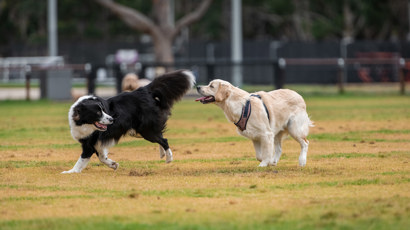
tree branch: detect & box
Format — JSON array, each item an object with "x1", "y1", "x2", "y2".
[
  {"x1": 94, "y1": 0, "x2": 156, "y2": 34},
  {"x1": 172, "y1": 0, "x2": 213, "y2": 39}
]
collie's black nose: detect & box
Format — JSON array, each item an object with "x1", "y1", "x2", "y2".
[{"x1": 196, "y1": 86, "x2": 201, "y2": 91}]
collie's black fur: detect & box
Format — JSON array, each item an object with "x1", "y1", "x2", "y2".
[{"x1": 63, "y1": 70, "x2": 195, "y2": 173}]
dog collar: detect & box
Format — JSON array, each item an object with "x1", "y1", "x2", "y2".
[{"x1": 234, "y1": 94, "x2": 270, "y2": 131}]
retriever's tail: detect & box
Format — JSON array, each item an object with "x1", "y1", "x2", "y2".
[{"x1": 147, "y1": 69, "x2": 196, "y2": 111}]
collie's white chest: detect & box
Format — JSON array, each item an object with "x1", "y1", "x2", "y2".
[{"x1": 70, "y1": 124, "x2": 95, "y2": 140}]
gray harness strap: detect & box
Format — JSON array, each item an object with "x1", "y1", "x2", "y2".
[{"x1": 234, "y1": 94, "x2": 270, "y2": 131}]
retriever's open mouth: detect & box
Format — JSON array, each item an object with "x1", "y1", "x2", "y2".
[
  {"x1": 195, "y1": 96, "x2": 215, "y2": 104},
  {"x1": 94, "y1": 122, "x2": 108, "y2": 131}
]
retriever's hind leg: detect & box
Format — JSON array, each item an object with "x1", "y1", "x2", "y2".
[
  {"x1": 290, "y1": 137, "x2": 309, "y2": 167},
  {"x1": 287, "y1": 112, "x2": 311, "y2": 167}
]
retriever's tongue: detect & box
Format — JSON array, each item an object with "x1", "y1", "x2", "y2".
[{"x1": 195, "y1": 97, "x2": 207, "y2": 101}]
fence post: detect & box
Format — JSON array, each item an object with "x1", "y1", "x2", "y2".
[
  {"x1": 87, "y1": 64, "x2": 96, "y2": 95},
  {"x1": 337, "y1": 58, "x2": 345, "y2": 94},
  {"x1": 206, "y1": 62, "x2": 215, "y2": 83},
  {"x1": 206, "y1": 43, "x2": 215, "y2": 83},
  {"x1": 399, "y1": 58, "x2": 406, "y2": 95},
  {"x1": 140, "y1": 64, "x2": 147, "y2": 79},
  {"x1": 274, "y1": 58, "x2": 285, "y2": 89},
  {"x1": 25, "y1": 65, "x2": 31, "y2": 101},
  {"x1": 115, "y1": 63, "x2": 127, "y2": 94}
]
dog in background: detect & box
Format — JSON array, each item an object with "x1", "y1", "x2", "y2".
[
  {"x1": 63, "y1": 70, "x2": 195, "y2": 173},
  {"x1": 196, "y1": 80, "x2": 313, "y2": 167},
  {"x1": 121, "y1": 73, "x2": 151, "y2": 92}
]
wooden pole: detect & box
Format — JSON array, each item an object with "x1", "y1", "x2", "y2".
[
  {"x1": 231, "y1": 0, "x2": 242, "y2": 87},
  {"x1": 399, "y1": 58, "x2": 405, "y2": 95},
  {"x1": 337, "y1": 58, "x2": 345, "y2": 94},
  {"x1": 25, "y1": 65, "x2": 31, "y2": 101}
]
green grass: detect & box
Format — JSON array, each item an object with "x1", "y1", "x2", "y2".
[
  {"x1": 1, "y1": 217, "x2": 408, "y2": 230},
  {"x1": 0, "y1": 89, "x2": 410, "y2": 230}
]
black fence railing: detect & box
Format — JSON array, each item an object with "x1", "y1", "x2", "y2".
[
  {"x1": 89, "y1": 56, "x2": 407, "y2": 95},
  {"x1": 1, "y1": 56, "x2": 408, "y2": 100}
]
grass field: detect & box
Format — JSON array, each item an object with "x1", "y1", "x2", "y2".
[{"x1": 0, "y1": 88, "x2": 409, "y2": 229}]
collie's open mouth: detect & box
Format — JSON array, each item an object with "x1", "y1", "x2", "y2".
[
  {"x1": 94, "y1": 122, "x2": 108, "y2": 131},
  {"x1": 195, "y1": 96, "x2": 215, "y2": 104}
]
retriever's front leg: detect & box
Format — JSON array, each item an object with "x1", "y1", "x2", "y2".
[
  {"x1": 258, "y1": 133, "x2": 274, "y2": 167},
  {"x1": 252, "y1": 140, "x2": 263, "y2": 162},
  {"x1": 273, "y1": 131, "x2": 285, "y2": 165}
]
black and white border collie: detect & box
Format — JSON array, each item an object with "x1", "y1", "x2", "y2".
[{"x1": 62, "y1": 70, "x2": 195, "y2": 173}]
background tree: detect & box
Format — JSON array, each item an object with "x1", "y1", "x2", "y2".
[
  {"x1": 1, "y1": 0, "x2": 410, "y2": 58},
  {"x1": 94, "y1": 0, "x2": 213, "y2": 65}
]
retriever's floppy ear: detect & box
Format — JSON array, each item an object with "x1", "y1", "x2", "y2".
[{"x1": 214, "y1": 82, "x2": 230, "y2": 102}]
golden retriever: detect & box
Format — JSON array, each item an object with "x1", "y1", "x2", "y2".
[
  {"x1": 122, "y1": 73, "x2": 151, "y2": 92},
  {"x1": 196, "y1": 80, "x2": 313, "y2": 167}
]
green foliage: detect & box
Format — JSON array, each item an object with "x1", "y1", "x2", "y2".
[{"x1": 0, "y1": 0, "x2": 408, "y2": 46}]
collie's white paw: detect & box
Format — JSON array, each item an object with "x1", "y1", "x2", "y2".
[
  {"x1": 111, "y1": 162, "x2": 119, "y2": 170},
  {"x1": 166, "y1": 149, "x2": 173, "y2": 163},
  {"x1": 61, "y1": 169, "x2": 80, "y2": 174},
  {"x1": 159, "y1": 146, "x2": 166, "y2": 159}
]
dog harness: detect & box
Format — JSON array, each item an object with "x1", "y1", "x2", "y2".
[{"x1": 234, "y1": 94, "x2": 270, "y2": 131}]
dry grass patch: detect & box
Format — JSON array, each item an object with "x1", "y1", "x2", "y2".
[{"x1": 0, "y1": 96, "x2": 409, "y2": 229}]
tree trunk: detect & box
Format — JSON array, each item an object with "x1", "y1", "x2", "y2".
[
  {"x1": 95, "y1": 0, "x2": 212, "y2": 67},
  {"x1": 151, "y1": 0, "x2": 174, "y2": 66},
  {"x1": 292, "y1": 0, "x2": 312, "y2": 41},
  {"x1": 152, "y1": 32, "x2": 174, "y2": 64},
  {"x1": 343, "y1": 0, "x2": 354, "y2": 41}
]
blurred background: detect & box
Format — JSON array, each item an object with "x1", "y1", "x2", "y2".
[{"x1": 0, "y1": 0, "x2": 409, "y2": 100}]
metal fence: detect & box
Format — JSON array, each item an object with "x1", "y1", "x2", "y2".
[{"x1": 1, "y1": 40, "x2": 409, "y2": 97}]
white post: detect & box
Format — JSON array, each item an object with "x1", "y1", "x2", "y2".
[
  {"x1": 48, "y1": 0, "x2": 58, "y2": 56},
  {"x1": 231, "y1": 0, "x2": 242, "y2": 87}
]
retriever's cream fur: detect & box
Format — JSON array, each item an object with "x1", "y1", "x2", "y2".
[
  {"x1": 197, "y1": 80, "x2": 313, "y2": 167},
  {"x1": 121, "y1": 73, "x2": 151, "y2": 92}
]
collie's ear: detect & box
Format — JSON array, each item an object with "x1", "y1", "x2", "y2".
[
  {"x1": 72, "y1": 107, "x2": 80, "y2": 121},
  {"x1": 215, "y1": 82, "x2": 230, "y2": 102}
]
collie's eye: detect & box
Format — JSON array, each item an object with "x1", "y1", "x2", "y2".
[{"x1": 97, "y1": 111, "x2": 102, "y2": 116}]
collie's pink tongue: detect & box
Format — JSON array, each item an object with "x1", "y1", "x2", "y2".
[{"x1": 95, "y1": 122, "x2": 107, "y2": 129}]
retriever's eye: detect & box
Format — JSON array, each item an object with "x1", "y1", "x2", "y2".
[{"x1": 210, "y1": 84, "x2": 214, "y2": 88}]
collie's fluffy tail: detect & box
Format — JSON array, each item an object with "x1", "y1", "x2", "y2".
[{"x1": 147, "y1": 69, "x2": 196, "y2": 110}]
